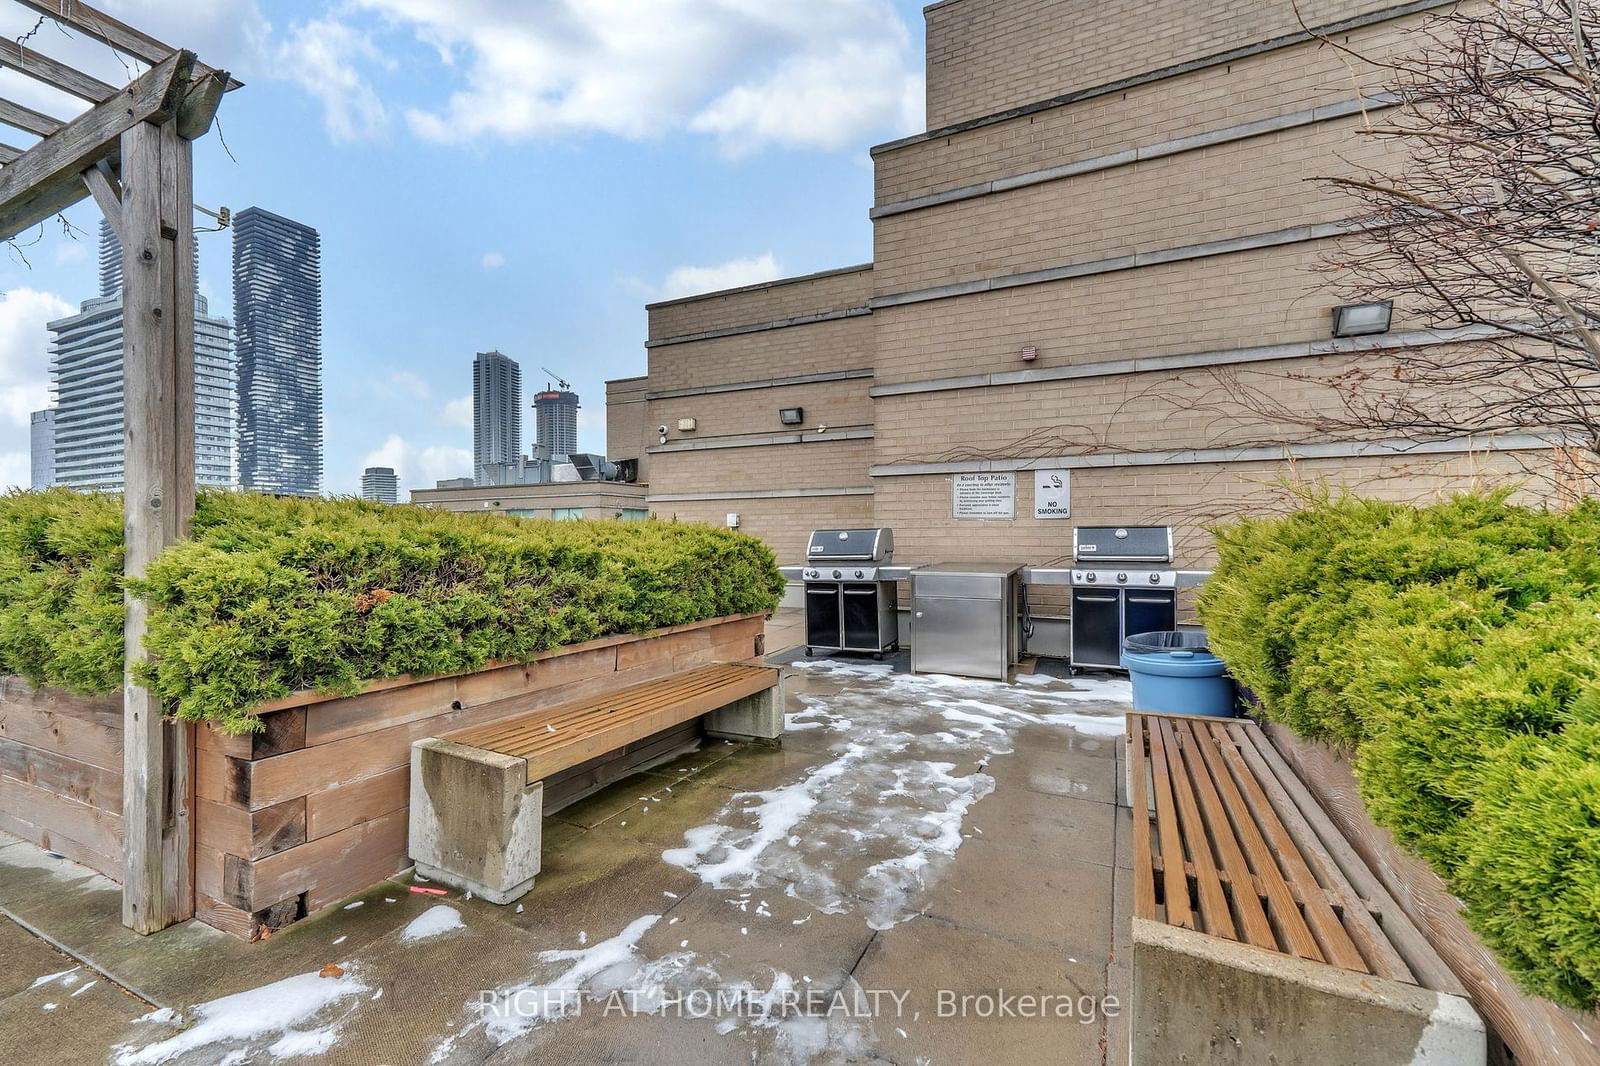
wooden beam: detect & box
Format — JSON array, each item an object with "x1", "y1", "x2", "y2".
[
  {"x1": 0, "y1": 97, "x2": 63, "y2": 137},
  {"x1": 176, "y1": 69, "x2": 228, "y2": 141},
  {"x1": 81, "y1": 160, "x2": 120, "y2": 239},
  {"x1": 0, "y1": 142, "x2": 23, "y2": 165},
  {"x1": 15, "y1": 1, "x2": 242, "y2": 91},
  {"x1": 0, "y1": 49, "x2": 190, "y2": 241},
  {"x1": 0, "y1": 35, "x2": 117, "y2": 102},
  {"x1": 119, "y1": 114, "x2": 197, "y2": 933}
]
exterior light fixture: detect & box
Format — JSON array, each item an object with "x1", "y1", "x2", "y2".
[
  {"x1": 1331, "y1": 301, "x2": 1393, "y2": 338},
  {"x1": 779, "y1": 407, "x2": 804, "y2": 425}
]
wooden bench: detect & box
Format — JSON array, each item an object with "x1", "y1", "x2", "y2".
[
  {"x1": 1125, "y1": 711, "x2": 1485, "y2": 1065},
  {"x1": 408, "y1": 661, "x2": 782, "y2": 903}
]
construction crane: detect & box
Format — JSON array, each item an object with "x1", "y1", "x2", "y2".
[{"x1": 541, "y1": 367, "x2": 571, "y2": 390}]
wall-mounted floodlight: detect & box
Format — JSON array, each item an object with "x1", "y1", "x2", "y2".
[
  {"x1": 1332, "y1": 301, "x2": 1393, "y2": 338},
  {"x1": 779, "y1": 407, "x2": 804, "y2": 426}
]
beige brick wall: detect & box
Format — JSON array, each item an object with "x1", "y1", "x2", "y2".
[
  {"x1": 647, "y1": 265, "x2": 872, "y2": 342},
  {"x1": 648, "y1": 496, "x2": 876, "y2": 565},
  {"x1": 877, "y1": 14, "x2": 1417, "y2": 206},
  {"x1": 649, "y1": 437, "x2": 874, "y2": 497},
  {"x1": 871, "y1": 349, "x2": 1460, "y2": 465},
  {"x1": 872, "y1": 113, "x2": 1399, "y2": 296},
  {"x1": 605, "y1": 375, "x2": 651, "y2": 481},
  {"x1": 645, "y1": 314, "x2": 873, "y2": 395},
  {"x1": 649, "y1": 378, "x2": 872, "y2": 444},
  {"x1": 872, "y1": 240, "x2": 1358, "y2": 386},
  {"x1": 923, "y1": 0, "x2": 1419, "y2": 128},
  {"x1": 873, "y1": 449, "x2": 1540, "y2": 572}
]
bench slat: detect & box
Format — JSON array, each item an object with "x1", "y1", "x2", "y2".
[
  {"x1": 1145, "y1": 716, "x2": 1194, "y2": 929},
  {"x1": 444, "y1": 663, "x2": 778, "y2": 785},
  {"x1": 1155, "y1": 717, "x2": 1237, "y2": 940},
  {"x1": 1127, "y1": 715, "x2": 1158, "y2": 921},
  {"x1": 488, "y1": 667, "x2": 766, "y2": 760},
  {"x1": 1235, "y1": 723, "x2": 1415, "y2": 985},
  {"x1": 451, "y1": 665, "x2": 752, "y2": 751},
  {"x1": 1189, "y1": 719, "x2": 1324, "y2": 962},
  {"x1": 1206, "y1": 718, "x2": 1372, "y2": 973},
  {"x1": 1172, "y1": 718, "x2": 1275, "y2": 951}
]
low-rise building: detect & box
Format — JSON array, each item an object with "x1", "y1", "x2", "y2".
[{"x1": 410, "y1": 480, "x2": 649, "y2": 522}]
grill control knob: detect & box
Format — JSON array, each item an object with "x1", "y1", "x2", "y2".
[
  {"x1": 1149, "y1": 572, "x2": 1161, "y2": 584},
  {"x1": 1085, "y1": 572, "x2": 1097, "y2": 583},
  {"x1": 805, "y1": 569, "x2": 817, "y2": 579},
  {"x1": 1117, "y1": 572, "x2": 1128, "y2": 583},
  {"x1": 854, "y1": 570, "x2": 864, "y2": 579},
  {"x1": 832, "y1": 569, "x2": 842, "y2": 579}
]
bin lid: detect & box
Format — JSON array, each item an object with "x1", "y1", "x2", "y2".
[{"x1": 1124, "y1": 630, "x2": 1210, "y2": 654}]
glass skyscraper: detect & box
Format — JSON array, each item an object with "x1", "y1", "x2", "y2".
[
  {"x1": 533, "y1": 386, "x2": 580, "y2": 461},
  {"x1": 234, "y1": 207, "x2": 323, "y2": 496},
  {"x1": 48, "y1": 225, "x2": 235, "y2": 491},
  {"x1": 473, "y1": 350, "x2": 522, "y2": 485},
  {"x1": 361, "y1": 465, "x2": 398, "y2": 504}
]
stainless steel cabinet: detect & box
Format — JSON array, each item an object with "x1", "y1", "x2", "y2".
[{"x1": 910, "y1": 563, "x2": 1021, "y2": 680}]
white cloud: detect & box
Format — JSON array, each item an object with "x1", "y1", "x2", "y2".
[
  {"x1": 277, "y1": 18, "x2": 390, "y2": 142},
  {"x1": 440, "y1": 394, "x2": 473, "y2": 429},
  {"x1": 356, "y1": 0, "x2": 922, "y2": 153},
  {"x1": 481, "y1": 251, "x2": 506, "y2": 271},
  {"x1": 0, "y1": 451, "x2": 27, "y2": 492},
  {"x1": 0, "y1": 287, "x2": 72, "y2": 490},
  {"x1": 383, "y1": 369, "x2": 431, "y2": 401},
  {"x1": 362, "y1": 434, "x2": 473, "y2": 493},
  {"x1": 655, "y1": 253, "x2": 781, "y2": 301}
]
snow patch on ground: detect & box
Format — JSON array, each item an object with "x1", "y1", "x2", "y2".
[
  {"x1": 402, "y1": 904, "x2": 465, "y2": 942},
  {"x1": 665, "y1": 660, "x2": 1124, "y2": 928},
  {"x1": 111, "y1": 969, "x2": 369, "y2": 1065}
]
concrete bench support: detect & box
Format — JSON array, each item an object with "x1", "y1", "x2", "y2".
[
  {"x1": 409, "y1": 739, "x2": 544, "y2": 904},
  {"x1": 703, "y1": 676, "x2": 784, "y2": 744},
  {"x1": 1132, "y1": 918, "x2": 1485, "y2": 1065}
]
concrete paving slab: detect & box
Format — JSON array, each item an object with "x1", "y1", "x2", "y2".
[
  {"x1": 1011, "y1": 720, "x2": 1121, "y2": 758},
  {"x1": 635, "y1": 884, "x2": 877, "y2": 1000},
  {"x1": 1106, "y1": 863, "x2": 1134, "y2": 1066},
  {"x1": 986, "y1": 745, "x2": 1117, "y2": 804},
  {"x1": 1113, "y1": 803, "x2": 1136, "y2": 870},
  {"x1": 967, "y1": 782, "x2": 1116, "y2": 867},
  {"x1": 852, "y1": 916, "x2": 1111, "y2": 1066},
  {"x1": 0, "y1": 949, "x2": 148, "y2": 1066},
  {"x1": 0, "y1": 912, "x2": 84, "y2": 999},
  {"x1": 499, "y1": 824, "x2": 702, "y2": 937},
  {"x1": 922, "y1": 836, "x2": 1115, "y2": 958}
]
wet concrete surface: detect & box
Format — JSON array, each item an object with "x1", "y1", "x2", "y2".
[{"x1": 0, "y1": 616, "x2": 1133, "y2": 1065}]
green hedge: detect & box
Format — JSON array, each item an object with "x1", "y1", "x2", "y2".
[
  {"x1": 1197, "y1": 490, "x2": 1600, "y2": 1011},
  {"x1": 0, "y1": 489, "x2": 784, "y2": 735}
]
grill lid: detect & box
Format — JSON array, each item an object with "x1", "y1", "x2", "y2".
[
  {"x1": 1074, "y1": 526, "x2": 1173, "y2": 563},
  {"x1": 806, "y1": 528, "x2": 894, "y2": 562}
]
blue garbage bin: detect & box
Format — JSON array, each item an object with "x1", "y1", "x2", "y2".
[{"x1": 1122, "y1": 630, "x2": 1235, "y2": 717}]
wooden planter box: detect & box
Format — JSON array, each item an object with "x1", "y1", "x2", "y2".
[
  {"x1": 1264, "y1": 724, "x2": 1600, "y2": 1066},
  {"x1": 0, "y1": 612, "x2": 766, "y2": 939}
]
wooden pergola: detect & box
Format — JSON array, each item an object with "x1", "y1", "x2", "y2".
[{"x1": 0, "y1": 2, "x2": 234, "y2": 933}]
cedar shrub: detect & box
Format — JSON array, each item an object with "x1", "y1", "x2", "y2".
[
  {"x1": 0, "y1": 489, "x2": 783, "y2": 735},
  {"x1": 1197, "y1": 488, "x2": 1600, "y2": 1011}
]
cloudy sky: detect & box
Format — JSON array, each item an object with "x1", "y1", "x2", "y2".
[{"x1": 0, "y1": 0, "x2": 926, "y2": 494}]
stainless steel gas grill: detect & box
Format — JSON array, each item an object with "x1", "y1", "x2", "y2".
[
  {"x1": 792, "y1": 528, "x2": 908, "y2": 658},
  {"x1": 1045, "y1": 525, "x2": 1209, "y2": 671}
]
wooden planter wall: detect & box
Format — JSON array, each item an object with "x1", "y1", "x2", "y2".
[
  {"x1": 0, "y1": 678, "x2": 124, "y2": 879},
  {"x1": 0, "y1": 613, "x2": 765, "y2": 940},
  {"x1": 1265, "y1": 724, "x2": 1600, "y2": 1066}
]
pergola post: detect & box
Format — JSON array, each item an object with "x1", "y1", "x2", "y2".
[{"x1": 118, "y1": 116, "x2": 197, "y2": 933}]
